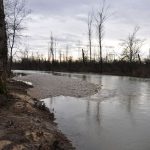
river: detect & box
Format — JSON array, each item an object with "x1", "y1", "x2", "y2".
[{"x1": 14, "y1": 70, "x2": 150, "y2": 150}]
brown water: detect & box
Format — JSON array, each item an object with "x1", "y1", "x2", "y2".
[{"x1": 42, "y1": 73, "x2": 150, "y2": 150}]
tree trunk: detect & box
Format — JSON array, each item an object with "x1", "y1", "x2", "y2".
[
  {"x1": 89, "y1": 32, "x2": 92, "y2": 62},
  {"x1": 99, "y1": 25, "x2": 103, "y2": 73},
  {"x1": 0, "y1": 0, "x2": 8, "y2": 94},
  {"x1": 138, "y1": 54, "x2": 141, "y2": 64},
  {"x1": 9, "y1": 32, "x2": 15, "y2": 73},
  {"x1": 82, "y1": 49, "x2": 85, "y2": 64}
]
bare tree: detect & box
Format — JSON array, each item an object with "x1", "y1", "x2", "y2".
[
  {"x1": 65, "y1": 45, "x2": 69, "y2": 62},
  {"x1": 50, "y1": 32, "x2": 54, "y2": 62},
  {"x1": 59, "y1": 50, "x2": 62, "y2": 63},
  {"x1": 0, "y1": 0, "x2": 8, "y2": 93},
  {"x1": 4, "y1": 0, "x2": 30, "y2": 72},
  {"x1": 95, "y1": 0, "x2": 110, "y2": 73},
  {"x1": 48, "y1": 42, "x2": 51, "y2": 61},
  {"x1": 23, "y1": 46, "x2": 29, "y2": 59},
  {"x1": 88, "y1": 11, "x2": 93, "y2": 62},
  {"x1": 82, "y1": 49, "x2": 85, "y2": 64},
  {"x1": 121, "y1": 26, "x2": 144, "y2": 63},
  {"x1": 54, "y1": 39, "x2": 57, "y2": 61}
]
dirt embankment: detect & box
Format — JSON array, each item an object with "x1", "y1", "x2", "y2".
[{"x1": 0, "y1": 80, "x2": 74, "y2": 150}]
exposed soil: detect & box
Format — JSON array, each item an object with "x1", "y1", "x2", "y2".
[{"x1": 0, "y1": 79, "x2": 74, "y2": 150}]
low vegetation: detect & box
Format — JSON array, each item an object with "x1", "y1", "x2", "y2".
[{"x1": 13, "y1": 58, "x2": 150, "y2": 77}]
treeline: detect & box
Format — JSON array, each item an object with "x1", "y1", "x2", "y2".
[{"x1": 13, "y1": 58, "x2": 150, "y2": 78}]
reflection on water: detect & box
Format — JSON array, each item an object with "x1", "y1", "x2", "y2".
[{"x1": 42, "y1": 73, "x2": 150, "y2": 150}]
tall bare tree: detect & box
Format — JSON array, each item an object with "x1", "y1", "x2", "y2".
[
  {"x1": 59, "y1": 50, "x2": 62, "y2": 63},
  {"x1": 88, "y1": 11, "x2": 93, "y2": 62},
  {"x1": 0, "y1": 0, "x2": 8, "y2": 94},
  {"x1": 82, "y1": 49, "x2": 85, "y2": 64},
  {"x1": 50, "y1": 32, "x2": 54, "y2": 62},
  {"x1": 65, "y1": 45, "x2": 69, "y2": 62},
  {"x1": 96, "y1": 0, "x2": 110, "y2": 73},
  {"x1": 5, "y1": 0, "x2": 30, "y2": 72},
  {"x1": 54, "y1": 39, "x2": 57, "y2": 61},
  {"x1": 121, "y1": 26, "x2": 144, "y2": 63}
]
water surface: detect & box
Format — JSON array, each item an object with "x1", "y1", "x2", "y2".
[
  {"x1": 42, "y1": 73, "x2": 150, "y2": 150},
  {"x1": 15, "y1": 70, "x2": 150, "y2": 150}
]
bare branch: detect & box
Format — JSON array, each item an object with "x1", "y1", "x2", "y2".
[
  {"x1": 95, "y1": 0, "x2": 111, "y2": 72},
  {"x1": 121, "y1": 26, "x2": 145, "y2": 62},
  {"x1": 4, "y1": 0, "x2": 30, "y2": 71},
  {"x1": 88, "y1": 10, "x2": 93, "y2": 61}
]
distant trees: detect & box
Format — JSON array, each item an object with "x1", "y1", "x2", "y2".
[
  {"x1": 4, "y1": 0, "x2": 30, "y2": 72},
  {"x1": 0, "y1": 0, "x2": 8, "y2": 94},
  {"x1": 121, "y1": 26, "x2": 144, "y2": 63}
]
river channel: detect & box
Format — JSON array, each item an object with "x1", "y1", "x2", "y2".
[{"x1": 14, "y1": 71, "x2": 150, "y2": 150}]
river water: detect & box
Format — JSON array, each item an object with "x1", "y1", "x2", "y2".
[
  {"x1": 42, "y1": 72, "x2": 150, "y2": 150},
  {"x1": 14, "y1": 71, "x2": 150, "y2": 150}
]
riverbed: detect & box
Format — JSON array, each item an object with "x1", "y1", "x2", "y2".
[{"x1": 14, "y1": 70, "x2": 150, "y2": 150}]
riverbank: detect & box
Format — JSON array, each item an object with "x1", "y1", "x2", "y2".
[
  {"x1": 0, "y1": 79, "x2": 74, "y2": 149},
  {"x1": 14, "y1": 73, "x2": 99, "y2": 99}
]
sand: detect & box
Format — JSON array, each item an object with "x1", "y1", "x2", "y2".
[{"x1": 14, "y1": 73, "x2": 98, "y2": 99}]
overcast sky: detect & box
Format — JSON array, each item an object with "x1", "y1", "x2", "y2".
[{"x1": 24, "y1": 0, "x2": 150, "y2": 59}]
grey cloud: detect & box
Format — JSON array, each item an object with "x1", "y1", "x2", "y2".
[
  {"x1": 29, "y1": 0, "x2": 93, "y2": 16},
  {"x1": 25, "y1": 0, "x2": 150, "y2": 57}
]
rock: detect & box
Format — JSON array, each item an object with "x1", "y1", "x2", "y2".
[
  {"x1": 34, "y1": 101, "x2": 49, "y2": 111},
  {"x1": 49, "y1": 113, "x2": 55, "y2": 120},
  {"x1": 25, "y1": 131, "x2": 55, "y2": 144},
  {"x1": 0, "y1": 140, "x2": 12, "y2": 149},
  {"x1": 12, "y1": 144, "x2": 25, "y2": 150},
  {"x1": 25, "y1": 103, "x2": 36, "y2": 113},
  {"x1": 13, "y1": 102, "x2": 26, "y2": 113}
]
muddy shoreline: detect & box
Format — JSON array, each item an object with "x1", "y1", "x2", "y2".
[{"x1": 0, "y1": 79, "x2": 74, "y2": 150}]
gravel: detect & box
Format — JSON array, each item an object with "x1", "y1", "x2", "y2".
[{"x1": 14, "y1": 73, "x2": 98, "y2": 99}]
